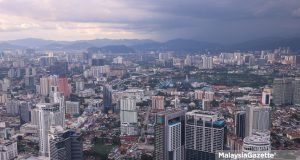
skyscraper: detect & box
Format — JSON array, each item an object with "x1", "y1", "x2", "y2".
[
  {"x1": 120, "y1": 97, "x2": 137, "y2": 123},
  {"x1": 58, "y1": 77, "x2": 70, "y2": 98},
  {"x1": 202, "y1": 55, "x2": 213, "y2": 69},
  {"x1": 19, "y1": 101, "x2": 32, "y2": 125},
  {"x1": 185, "y1": 110, "x2": 225, "y2": 160},
  {"x1": 103, "y1": 85, "x2": 112, "y2": 111},
  {"x1": 50, "y1": 61, "x2": 68, "y2": 76},
  {"x1": 120, "y1": 97, "x2": 138, "y2": 136},
  {"x1": 245, "y1": 105, "x2": 270, "y2": 137},
  {"x1": 34, "y1": 103, "x2": 64, "y2": 156},
  {"x1": 49, "y1": 126, "x2": 83, "y2": 160},
  {"x1": 234, "y1": 111, "x2": 246, "y2": 139},
  {"x1": 154, "y1": 109, "x2": 185, "y2": 160},
  {"x1": 40, "y1": 77, "x2": 49, "y2": 96},
  {"x1": 272, "y1": 78, "x2": 293, "y2": 106}
]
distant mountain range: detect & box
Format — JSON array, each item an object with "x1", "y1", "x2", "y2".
[{"x1": 0, "y1": 37, "x2": 300, "y2": 52}]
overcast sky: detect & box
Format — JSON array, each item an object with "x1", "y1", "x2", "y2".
[{"x1": 0, "y1": 0, "x2": 300, "y2": 43}]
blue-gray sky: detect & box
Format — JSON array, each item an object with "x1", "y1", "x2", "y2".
[{"x1": 0, "y1": 0, "x2": 300, "y2": 43}]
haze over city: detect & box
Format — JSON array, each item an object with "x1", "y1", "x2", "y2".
[{"x1": 0, "y1": 1, "x2": 300, "y2": 160}]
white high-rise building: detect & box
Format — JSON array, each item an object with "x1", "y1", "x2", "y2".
[
  {"x1": 245, "y1": 105, "x2": 270, "y2": 137},
  {"x1": 185, "y1": 110, "x2": 225, "y2": 159},
  {"x1": 202, "y1": 56, "x2": 213, "y2": 69},
  {"x1": 35, "y1": 103, "x2": 64, "y2": 156},
  {"x1": 120, "y1": 97, "x2": 137, "y2": 123},
  {"x1": 40, "y1": 77, "x2": 49, "y2": 96}
]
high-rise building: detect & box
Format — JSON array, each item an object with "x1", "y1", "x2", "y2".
[
  {"x1": 234, "y1": 111, "x2": 246, "y2": 139},
  {"x1": 120, "y1": 97, "x2": 137, "y2": 123},
  {"x1": 152, "y1": 96, "x2": 164, "y2": 111},
  {"x1": 245, "y1": 105, "x2": 270, "y2": 137},
  {"x1": 243, "y1": 131, "x2": 271, "y2": 154},
  {"x1": 66, "y1": 101, "x2": 80, "y2": 116},
  {"x1": 91, "y1": 58, "x2": 105, "y2": 66},
  {"x1": 49, "y1": 126, "x2": 83, "y2": 160},
  {"x1": 75, "y1": 80, "x2": 85, "y2": 93},
  {"x1": 272, "y1": 78, "x2": 293, "y2": 106},
  {"x1": 5, "y1": 100, "x2": 19, "y2": 116},
  {"x1": 19, "y1": 101, "x2": 32, "y2": 125},
  {"x1": 50, "y1": 61, "x2": 68, "y2": 76},
  {"x1": 262, "y1": 88, "x2": 272, "y2": 106},
  {"x1": 154, "y1": 109, "x2": 185, "y2": 160},
  {"x1": 58, "y1": 77, "x2": 70, "y2": 98},
  {"x1": 0, "y1": 140, "x2": 18, "y2": 160},
  {"x1": 40, "y1": 77, "x2": 49, "y2": 96},
  {"x1": 103, "y1": 85, "x2": 112, "y2": 111},
  {"x1": 185, "y1": 110, "x2": 225, "y2": 160},
  {"x1": 194, "y1": 90, "x2": 205, "y2": 100},
  {"x1": 293, "y1": 78, "x2": 300, "y2": 105},
  {"x1": 202, "y1": 56, "x2": 213, "y2": 69},
  {"x1": 34, "y1": 103, "x2": 64, "y2": 156}
]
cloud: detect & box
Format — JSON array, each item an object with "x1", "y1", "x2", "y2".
[{"x1": 0, "y1": 0, "x2": 299, "y2": 43}]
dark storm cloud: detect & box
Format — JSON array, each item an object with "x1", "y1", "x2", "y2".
[{"x1": 0, "y1": 0, "x2": 300, "y2": 42}]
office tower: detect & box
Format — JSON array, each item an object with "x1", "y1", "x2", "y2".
[
  {"x1": 120, "y1": 97, "x2": 137, "y2": 123},
  {"x1": 0, "y1": 140, "x2": 18, "y2": 160},
  {"x1": 272, "y1": 78, "x2": 293, "y2": 106},
  {"x1": 66, "y1": 101, "x2": 80, "y2": 115},
  {"x1": 35, "y1": 103, "x2": 64, "y2": 156},
  {"x1": 202, "y1": 56, "x2": 213, "y2": 69},
  {"x1": 40, "y1": 77, "x2": 49, "y2": 96},
  {"x1": 185, "y1": 110, "x2": 225, "y2": 160},
  {"x1": 262, "y1": 88, "x2": 272, "y2": 106},
  {"x1": 49, "y1": 126, "x2": 83, "y2": 160},
  {"x1": 154, "y1": 109, "x2": 185, "y2": 160},
  {"x1": 103, "y1": 85, "x2": 112, "y2": 111},
  {"x1": 50, "y1": 61, "x2": 68, "y2": 76},
  {"x1": 243, "y1": 131, "x2": 270, "y2": 153},
  {"x1": 5, "y1": 100, "x2": 20, "y2": 116},
  {"x1": 58, "y1": 77, "x2": 70, "y2": 98},
  {"x1": 293, "y1": 78, "x2": 300, "y2": 105},
  {"x1": 19, "y1": 101, "x2": 31, "y2": 125},
  {"x1": 234, "y1": 111, "x2": 246, "y2": 139},
  {"x1": 152, "y1": 96, "x2": 164, "y2": 111},
  {"x1": 245, "y1": 105, "x2": 270, "y2": 137}
]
